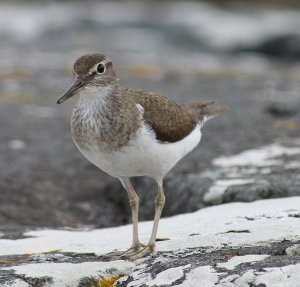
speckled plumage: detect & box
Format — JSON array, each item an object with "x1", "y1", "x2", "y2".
[
  {"x1": 58, "y1": 53, "x2": 224, "y2": 260},
  {"x1": 69, "y1": 53, "x2": 221, "y2": 148},
  {"x1": 71, "y1": 86, "x2": 142, "y2": 151},
  {"x1": 70, "y1": 85, "x2": 218, "y2": 150}
]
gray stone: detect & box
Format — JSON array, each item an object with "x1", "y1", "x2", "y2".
[
  {"x1": 286, "y1": 244, "x2": 300, "y2": 256},
  {"x1": 224, "y1": 181, "x2": 300, "y2": 203}
]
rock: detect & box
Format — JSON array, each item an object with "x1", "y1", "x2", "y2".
[
  {"x1": 203, "y1": 179, "x2": 254, "y2": 205},
  {"x1": 203, "y1": 138, "x2": 300, "y2": 205},
  {"x1": 224, "y1": 181, "x2": 300, "y2": 203},
  {"x1": 265, "y1": 102, "x2": 299, "y2": 117},
  {"x1": 239, "y1": 35, "x2": 300, "y2": 60},
  {"x1": 1, "y1": 197, "x2": 300, "y2": 286},
  {"x1": 286, "y1": 244, "x2": 300, "y2": 256},
  {"x1": 102, "y1": 174, "x2": 213, "y2": 223}
]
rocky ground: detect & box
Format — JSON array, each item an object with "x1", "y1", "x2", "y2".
[
  {"x1": 1, "y1": 196, "x2": 300, "y2": 286},
  {"x1": 1, "y1": 135, "x2": 300, "y2": 286}
]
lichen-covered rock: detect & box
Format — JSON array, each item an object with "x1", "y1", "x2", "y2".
[{"x1": 1, "y1": 197, "x2": 300, "y2": 286}]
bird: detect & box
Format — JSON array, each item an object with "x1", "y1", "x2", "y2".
[{"x1": 57, "y1": 53, "x2": 225, "y2": 260}]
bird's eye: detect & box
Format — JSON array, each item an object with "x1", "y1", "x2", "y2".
[{"x1": 97, "y1": 63, "x2": 105, "y2": 74}]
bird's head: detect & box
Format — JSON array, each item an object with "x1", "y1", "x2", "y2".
[{"x1": 57, "y1": 53, "x2": 117, "y2": 104}]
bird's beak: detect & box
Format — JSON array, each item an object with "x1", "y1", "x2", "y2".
[{"x1": 57, "y1": 77, "x2": 89, "y2": 104}]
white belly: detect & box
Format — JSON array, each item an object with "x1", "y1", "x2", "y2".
[{"x1": 74, "y1": 123, "x2": 201, "y2": 181}]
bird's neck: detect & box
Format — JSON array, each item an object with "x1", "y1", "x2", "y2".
[
  {"x1": 76, "y1": 85, "x2": 116, "y2": 112},
  {"x1": 80, "y1": 84, "x2": 113, "y2": 100}
]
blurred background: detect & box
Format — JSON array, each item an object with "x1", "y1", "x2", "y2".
[{"x1": 0, "y1": 0, "x2": 299, "y2": 233}]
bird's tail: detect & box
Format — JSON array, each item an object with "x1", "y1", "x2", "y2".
[{"x1": 187, "y1": 100, "x2": 228, "y2": 126}]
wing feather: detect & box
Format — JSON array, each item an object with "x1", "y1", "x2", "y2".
[{"x1": 123, "y1": 88, "x2": 221, "y2": 142}]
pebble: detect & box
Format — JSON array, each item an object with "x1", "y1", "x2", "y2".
[{"x1": 8, "y1": 140, "x2": 26, "y2": 150}]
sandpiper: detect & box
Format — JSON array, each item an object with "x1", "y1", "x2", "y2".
[{"x1": 57, "y1": 53, "x2": 225, "y2": 260}]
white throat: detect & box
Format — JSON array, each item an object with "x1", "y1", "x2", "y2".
[{"x1": 79, "y1": 85, "x2": 112, "y2": 99}]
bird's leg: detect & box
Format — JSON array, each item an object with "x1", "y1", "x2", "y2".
[
  {"x1": 124, "y1": 179, "x2": 165, "y2": 260},
  {"x1": 147, "y1": 180, "x2": 165, "y2": 250},
  {"x1": 103, "y1": 177, "x2": 143, "y2": 260},
  {"x1": 122, "y1": 177, "x2": 143, "y2": 251}
]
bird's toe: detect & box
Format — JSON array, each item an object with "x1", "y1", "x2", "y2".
[
  {"x1": 101, "y1": 244, "x2": 146, "y2": 261},
  {"x1": 122, "y1": 245, "x2": 156, "y2": 261}
]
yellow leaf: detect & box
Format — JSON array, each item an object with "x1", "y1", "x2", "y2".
[{"x1": 97, "y1": 275, "x2": 121, "y2": 287}]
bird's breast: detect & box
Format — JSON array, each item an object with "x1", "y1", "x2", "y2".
[{"x1": 71, "y1": 96, "x2": 141, "y2": 151}]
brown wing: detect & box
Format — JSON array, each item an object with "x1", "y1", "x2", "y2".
[{"x1": 124, "y1": 88, "x2": 217, "y2": 142}]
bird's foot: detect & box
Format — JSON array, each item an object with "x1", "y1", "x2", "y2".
[
  {"x1": 121, "y1": 244, "x2": 156, "y2": 260},
  {"x1": 101, "y1": 243, "x2": 146, "y2": 261}
]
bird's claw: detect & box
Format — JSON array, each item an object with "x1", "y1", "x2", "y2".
[
  {"x1": 101, "y1": 244, "x2": 155, "y2": 261},
  {"x1": 122, "y1": 245, "x2": 156, "y2": 260}
]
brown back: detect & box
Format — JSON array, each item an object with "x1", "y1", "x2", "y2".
[{"x1": 124, "y1": 88, "x2": 217, "y2": 142}]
